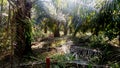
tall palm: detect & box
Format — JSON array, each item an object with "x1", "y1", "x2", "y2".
[{"x1": 10, "y1": 0, "x2": 33, "y2": 57}]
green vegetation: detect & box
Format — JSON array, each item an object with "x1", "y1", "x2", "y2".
[{"x1": 0, "y1": 0, "x2": 119, "y2": 68}]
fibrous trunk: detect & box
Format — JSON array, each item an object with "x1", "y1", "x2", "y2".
[{"x1": 14, "y1": 0, "x2": 32, "y2": 57}]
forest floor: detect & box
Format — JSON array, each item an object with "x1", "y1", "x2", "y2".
[
  {"x1": 31, "y1": 36, "x2": 87, "y2": 60},
  {"x1": 0, "y1": 35, "x2": 119, "y2": 68},
  {"x1": 21, "y1": 35, "x2": 120, "y2": 67},
  {"x1": 26, "y1": 36, "x2": 102, "y2": 66}
]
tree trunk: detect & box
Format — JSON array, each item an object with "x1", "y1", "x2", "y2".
[
  {"x1": 23, "y1": 0, "x2": 32, "y2": 55},
  {"x1": 44, "y1": 25, "x2": 47, "y2": 33},
  {"x1": 54, "y1": 23, "x2": 60, "y2": 37},
  {"x1": 63, "y1": 24, "x2": 68, "y2": 36},
  {"x1": 14, "y1": 0, "x2": 32, "y2": 57},
  {"x1": 54, "y1": 28, "x2": 60, "y2": 37}
]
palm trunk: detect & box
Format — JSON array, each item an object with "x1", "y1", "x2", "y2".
[
  {"x1": 54, "y1": 27, "x2": 60, "y2": 37},
  {"x1": 54, "y1": 23, "x2": 60, "y2": 37},
  {"x1": 14, "y1": 0, "x2": 32, "y2": 57},
  {"x1": 44, "y1": 25, "x2": 47, "y2": 33},
  {"x1": 64, "y1": 24, "x2": 68, "y2": 35}
]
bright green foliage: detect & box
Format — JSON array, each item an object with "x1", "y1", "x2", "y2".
[
  {"x1": 73, "y1": 0, "x2": 120, "y2": 40},
  {"x1": 90, "y1": 0, "x2": 120, "y2": 40}
]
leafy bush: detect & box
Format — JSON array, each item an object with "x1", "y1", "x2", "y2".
[
  {"x1": 88, "y1": 33, "x2": 120, "y2": 65},
  {"x1": 89, "y1": 33, "x2": 108, "y2": 49}
]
